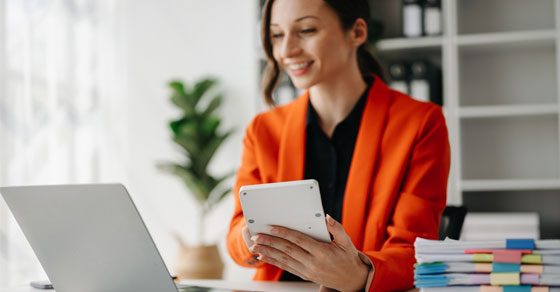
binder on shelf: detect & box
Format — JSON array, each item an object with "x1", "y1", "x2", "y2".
[
  {"x1": 403, "y1": 0, "x2": 423, "y2": 37},
  {"x1": 423, "y1": 0, "x2": 442, "y2": 36},
  {"x1": 409, "y1": 60, "x2": 443, "y2": 106},
  {"x1": 388, "y1": 62, "x2": 410, "y2": 94}
]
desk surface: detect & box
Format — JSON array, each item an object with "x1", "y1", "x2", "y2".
[{"x1": 0, "y1": 281, "x2": 420, "y2": 292}]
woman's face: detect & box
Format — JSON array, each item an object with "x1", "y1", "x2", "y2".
[{"x1": 269, "y1": 0, "x2": 356, "y2": 89}]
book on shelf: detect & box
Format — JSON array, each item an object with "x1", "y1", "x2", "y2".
[
  {"x1": 423, "y1": 0, "x2": 442, "y2": 36},
  {"x1": 402, "y1": 0, "x2": 443, "y2": 37},
  {"x1": 387, "y1": 60, "x2": 442, "y2": 106},
  {"x1": 403, "y1": 0, "x2": 423, "y2": 37}
]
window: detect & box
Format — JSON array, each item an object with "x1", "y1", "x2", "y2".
[{"x1": 0, "y1": 0, "x2": 125, "y2": 286}]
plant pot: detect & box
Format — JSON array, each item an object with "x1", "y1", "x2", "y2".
[{"x1": 175, "y1": 244, "x2": 224, "y2": 279}]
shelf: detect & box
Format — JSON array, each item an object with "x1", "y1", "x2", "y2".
[
  {"x1": 459, "y1": 44, "x2": 556, "y2": 106},
  {"x1": 457, "y1": 0, "x2": 555, "y2": 35},
  {"x1": 374, "y1": 36, "x2": 443, "y2": 51},
  {"x1": 459, "y1": 104, "x2": 558, "y2": 118},
  {"x1": 461, "y1": 115, "x2": 559, "y2": 180},
  {"x1": 458, "y1": 30, "x2": 556, "y2": 49},
  {"x1": 462, "y1": 179, "x2": 560, "y2": 192}
]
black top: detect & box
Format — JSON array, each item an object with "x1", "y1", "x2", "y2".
[{"x1": 280, "y1": 77, "x2": 373, "y2": 281}]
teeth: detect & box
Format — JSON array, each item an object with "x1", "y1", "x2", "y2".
[{"x1": 289, "y1": 62, "x2": 311, "y2": 70}]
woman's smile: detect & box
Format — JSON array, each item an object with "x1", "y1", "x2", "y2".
[{"x1": 285, "y1": 61, "x2": 314, "y2": 76}]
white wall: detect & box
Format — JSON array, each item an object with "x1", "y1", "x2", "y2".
[{"x1": 122, "y1": 0, "x2": 258, "y2": 280}]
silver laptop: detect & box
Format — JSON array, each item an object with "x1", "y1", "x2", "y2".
[{"x1": 0, "y1": 184, "x2": 200, "y2": 292}]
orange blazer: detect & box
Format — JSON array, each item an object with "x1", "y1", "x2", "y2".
[{"x1": 227, "y1": 77, "x2": 450, "y2": 291}]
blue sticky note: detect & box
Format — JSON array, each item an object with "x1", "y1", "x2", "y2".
[
  {"x1": 506, "y1": 239, "x2": 535, "y2": 250},
  {"x1": 493, "y1": 262, "x2": 521, "y2": 273},
  {"x1": 503, "y1": 285, "x2": 531, "y2": 292}
]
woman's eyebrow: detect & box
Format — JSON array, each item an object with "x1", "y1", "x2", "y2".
[{"x1": 270, "y1": 15, "x2": 320, "y2": 26}]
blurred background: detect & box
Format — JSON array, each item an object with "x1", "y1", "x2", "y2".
[{"x1": 1, "y1": 0, "x2": 560, "y2": 288}]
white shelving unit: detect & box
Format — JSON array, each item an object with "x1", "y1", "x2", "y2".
[
  {"x1": 372, "y1": 0, "x2": 560, "y2": 238},
  {"x1": 254, "y1": 0, "x2": 560, "y2": 237}
]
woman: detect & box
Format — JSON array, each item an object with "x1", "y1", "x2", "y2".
[{"x1": 227, "y1": 0, "x2": 450, "y2": 291}]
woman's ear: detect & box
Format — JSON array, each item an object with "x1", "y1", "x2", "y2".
[{"x1": 350, "y1": 18, "x2": 368, "y2": 47}]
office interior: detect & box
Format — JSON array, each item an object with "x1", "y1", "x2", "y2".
[{"x1": 1, "y1": 0, "x2": 559, "y2": 288}]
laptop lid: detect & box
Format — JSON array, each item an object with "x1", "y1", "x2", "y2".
[{"x1": 0, "y1": 184, "x2": 179, "y2": 292}]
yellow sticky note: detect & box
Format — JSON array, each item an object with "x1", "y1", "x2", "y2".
[
  {"x1": 522, "y1": 254, "x2": 542, "y2": 264},
  {"x1": 473, "y1": 253, "x2": 493, "y2": 262},
  {"x1": 490, "y1": 272, "x2": 520, "y2": 286}
]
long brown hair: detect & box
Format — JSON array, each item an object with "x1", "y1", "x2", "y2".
[{"x1": 260, "y1": 0, "x2": 386, "y2": 107}]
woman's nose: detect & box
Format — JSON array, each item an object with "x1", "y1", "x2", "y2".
[{"x1": 280, "y1": 34, "x2": 302, "y2": 58}]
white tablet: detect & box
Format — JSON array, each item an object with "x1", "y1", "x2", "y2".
[{"x1": 239, "y1": 179, "x2": 331, "y2": 243}]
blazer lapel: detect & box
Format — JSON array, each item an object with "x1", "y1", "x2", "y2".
[
  {"x1": 277, "y1": 91, "x2": 309, "y2": 182},
  {"x1": 342, "y1": 79, "x2": 392, "y2": 248}
]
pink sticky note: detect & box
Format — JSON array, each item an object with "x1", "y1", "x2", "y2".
[{"x1": 493, "y1": 250, "x2": 522, "y2": 263}]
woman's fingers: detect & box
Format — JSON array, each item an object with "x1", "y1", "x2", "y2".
[
  {"x1": 267, "y1": 226, "x2": 323, "y2": 253},
  {"x1": 325, "y1": 214, "x2": 355, "y2": 251},
  {"x1": 250, "y1": 242, "x2": 308, "y2": 279},
  {"x1": 242, "y1": 225, "x2": 254, "y2": 250},
  {"x1": 251, "y1": 233, "x2": 312, "y2": 263}
]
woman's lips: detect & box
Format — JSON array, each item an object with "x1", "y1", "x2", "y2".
[{"x1": 286, "y1": 61, "x2": 313, "y2": 76}]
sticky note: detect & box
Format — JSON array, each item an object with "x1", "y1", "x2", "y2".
[
  {"x1": 475, "y1": 263, "x2": 493, "y2": 273},
  {"x1": 473, "y1": 253, "x2": 494, "y2": 262},
  {"x1": 507, "y1": 239, "x2": 535, "y2": 250},
  {"x1": 481, "y1": 286, "x2": 503, "y2": 292},
  {"x1": 522, "y1": 254, "x2": 542, "y2": 264},
  {"x1": 521, "y1": 264, "x2": 543, "y2": 275},
  {"x1": 503, "y1": 286, "x2": 531, "y2": 292},
  {"x1": 490, "y1": 272, "x2": 520, "y2": 286},
  {"x1": 494, "y1": 250, "x2": 522, "y2": 263},
  {"x1": 520, "y1": 273, "x2": 540, "y2": 285},
  {"x1": 493, "y1": 262, "x2": 521, "y2": 273}
]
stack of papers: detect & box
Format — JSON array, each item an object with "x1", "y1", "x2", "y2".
[{"x1": 414, "y1": 238, "x2": 560, "y2": 292}]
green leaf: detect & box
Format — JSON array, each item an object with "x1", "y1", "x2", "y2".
[
  {"x1": 197, "y1": 130, "x2": 233, "y2": 173},
  {"x1": 192, "y1": 78, "x2": 217, "y2": 108},
  {"x1": 173, "y1": 136, "x2": 199, "y2": 157},
  {"x1": 169, "y1": 81, "x2": 192, "y2": 113},
  {"x1": 202, "y1": 94, "x2": 223, "y2": 118},
  {"x1": 201, "y1": 118, "x2": 221, "y2": 140}
]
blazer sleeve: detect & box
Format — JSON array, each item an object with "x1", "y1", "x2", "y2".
[
  {"x1": 366, "y1": 106, "x2": 450, "y2": 291},
  {"x1": 226, "y1": 115, "x2": 266, "y2": 268}
]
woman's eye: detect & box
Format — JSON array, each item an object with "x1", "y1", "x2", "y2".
[
  {"x1": 300, "y1": 28, "x2": 316, "y2": 34},
  {"x1": 271, "y1": 33, "x2": 284, "y2": 39}
]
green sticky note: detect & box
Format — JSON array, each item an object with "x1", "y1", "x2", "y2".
[
  {"x1": 521, "y1": 254, "x2": 542, "y2": 264},
  {"x1": 473, "y1": 253, "x2": 493, "y2": 262}
]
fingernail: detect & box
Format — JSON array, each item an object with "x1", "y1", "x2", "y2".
[
  {"x1": 256, "y1": 254, "x2": 263, "y2": 260},
  {"x1": 251, "y1": 235, "x2": 258, "y2": 242},
  {"x1": 326, "y1": 214, "x2": 335, "y2": 226}
]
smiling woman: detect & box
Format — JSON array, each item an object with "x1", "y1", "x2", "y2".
[{"x1": 227, "y1": 0, "x2": 450, "y2": 291}]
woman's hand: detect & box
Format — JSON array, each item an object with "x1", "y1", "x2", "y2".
[{"x1": 248, "y1": 215, "x2": 371, "y2": 291}]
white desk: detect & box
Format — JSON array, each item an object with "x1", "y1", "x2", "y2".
[
  {"x1": 0, "y1": 280, "x2": 321, "y2": 292},
  {"x1": 0, "y1": 288, "x2": 41, "y2": 292},
  {"x1": 0, "y1": 281, "x2": 419, "y2": 292}
]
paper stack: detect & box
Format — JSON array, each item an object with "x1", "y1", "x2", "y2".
[{"x1": 414, "y1": 237, "x2": 560, "y2": 292}]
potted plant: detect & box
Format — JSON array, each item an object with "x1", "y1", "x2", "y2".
[{"x1": 158, "y1": 77, "x2": 234, "y2": 279}]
